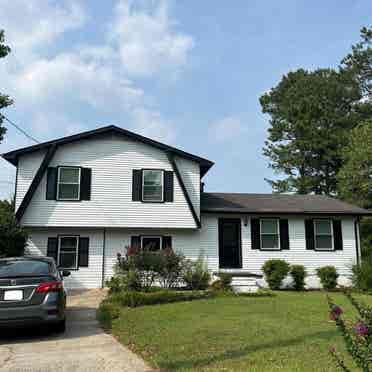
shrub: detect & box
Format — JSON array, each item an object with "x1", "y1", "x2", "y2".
[
  {"x1": 237, "y1": 289, "x2": 276, "y2": 297},
  {"x1": 351, "y1": 260, "x2": 372, "y2": 292},
  {"x1": 290, "y1": 265, "x2": 307, "y2": 291},
  {"x1": 327, "y1": 291, "x2": 372, "y2": 371},
  {"x1": 210, "y1": 273, "x2": 233, "y2": 292},
  {"x1": 316, "y1": 266, "x2": 339, "y2": 290},
  {"x1": 262, "y1": 259, "x2": 290, "y2": 290},
  {"x1": 157, "y1": 248, "x2": 186, "y2": 289},
  {"x1": 97, "y1": 301, "x2": 122, "y2": 330},
  {"x1": 109, "y1": 290, "x2": 214, "y2": 308},
  {"x1": 183, "y1": 255, "x2": 211, "y2": 290}
]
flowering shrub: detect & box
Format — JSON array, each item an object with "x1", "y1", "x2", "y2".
[
  {"x1": 262, "y1": 259, "x2": 290, "y2": 290},
  {"x1": 327, "y1": 291, "x2": 372, "y2": 371},
  {"x1": 352, "y1": 260, "x2": 372, "y2": 292},
  {"x1": 317, "y1": 266, "x2": 339, "y2": 290}
]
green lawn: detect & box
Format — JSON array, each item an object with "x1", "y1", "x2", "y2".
[{"x1": 109, "y1": 292, "x2": 372, "y2": 371}]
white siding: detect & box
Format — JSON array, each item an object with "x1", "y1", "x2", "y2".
[
  {"x1": 174, "y1": 156, "x2": 200, "y2": 218},
  {"x1": 19, "y1": 135, "x2": 198, "y2": 228},
  {"x1": 25, "y1": 215, "x2": 357, "y2": 289},
  {"x1": 26, "y1": 228, "x2": 104, "y2": 289},
  {"x1": 15, "y1": 150, "x2": 46, "y2": 210}
]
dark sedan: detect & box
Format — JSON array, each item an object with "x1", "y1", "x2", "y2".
[{"x1": 0, "y1": 256, "x2": 70, "y2": 332}]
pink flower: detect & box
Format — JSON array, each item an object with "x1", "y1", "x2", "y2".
[
  {"x1": 330, "y1": 305, "x2": 343, "y2": 320},
  {"x1": 354, "y1": 322, "x2": 369, "y2": 337}
]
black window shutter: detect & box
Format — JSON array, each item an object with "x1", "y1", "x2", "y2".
[
  {"x1": 333, "y1": 220, "x2": 343, "y2": 251},
  {"x1": 132, "y1": 170, "x2": 142, "y2": 201},
  {"x1": 47, "y1": 237, "x2": 58, "y2": 262},
  {"x1": 280, "y1": 219, "x2": 290, "y2": 250},
  {"x1": 162, "y1": 236, "x2": 172, "y2": 249},
  {"x1": 78, "y1": 237, "x2": 89, "y2": 267},
  {"x1": 164, "y1": 171, "x2": 174, "y2": 202},
  {"x1": 305, "y1": 219, "x2": 315, "y2": 250},
  {"x1": 80, "y1": 168, "x2": 92, "y2": 200},
  {"x1": 46, "y1": 167, "x2": 57, "y2": 200},
  {"x1": 251, "y1": 218, "x2": 261, "y2": 250},
  {"x1": 131, "y1": 236, "x2": 141, "y2": 249}
]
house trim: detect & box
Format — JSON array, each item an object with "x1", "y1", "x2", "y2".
[
  {"x1": 167, "y1": 152, "x2": 201, "y2": 228},
  {"x1": 16, "y1": 144, "x2": 57, "y2": 221}
]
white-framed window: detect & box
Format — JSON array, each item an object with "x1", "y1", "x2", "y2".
[
  {"x1": 314, "y1": 219, "x2": 333, "y2": 250},
  {"x1": 57, "y1": 167, "x2": 81, "y2": 200},
  {"x1": 142, "y1": 170, "x2": 164, "y2": 202},
  {"x1": 260, "y1": 219, "x2": 280, "y2": 250},
  {"x1": 141, "y1": 236, "x2": 162, "y2": 251},
  {"x1": 58, "y1": 236, "x2": 79, "y2": 269}
]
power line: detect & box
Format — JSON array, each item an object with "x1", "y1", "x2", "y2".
[{"x1": 0, "y1": 113, "x2": 39, "y2": 143}]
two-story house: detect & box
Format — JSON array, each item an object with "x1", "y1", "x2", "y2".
[{"x1": 2, "y1": 125, "x2": 371, "y2": 291}]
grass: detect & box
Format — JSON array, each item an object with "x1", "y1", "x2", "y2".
[{"x1": 107, "y1": 291, "x2": 372, "y2": 371}]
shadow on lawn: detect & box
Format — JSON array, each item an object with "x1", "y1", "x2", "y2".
[{"x1": 162, "y1": 329, "x2": 338, "y2": 370}]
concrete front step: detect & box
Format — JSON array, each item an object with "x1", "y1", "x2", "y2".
[{"x1": 231, "y1": 277, "x2": 259, "y2": 293}]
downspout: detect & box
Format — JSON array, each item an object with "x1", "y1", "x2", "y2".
[
  {"x1": 354, "y1": 217, "x2": 361, "y2": 266},
  {"x1": 101, "y1": 228, "x2": 106, "y2": 288}
]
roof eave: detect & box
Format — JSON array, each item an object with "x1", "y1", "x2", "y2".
[{"x1": 201, "y1": 209, "x2": 372, "y2": 216}]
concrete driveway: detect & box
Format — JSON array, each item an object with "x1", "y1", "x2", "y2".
[{"x1": 0, "y1": 289, "x2": 151, "y2": 372}]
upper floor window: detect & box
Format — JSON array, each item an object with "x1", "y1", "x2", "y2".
[
  {"x1": 260, "y1": 219, "x2": 280, "y2": 250},
  {"x1": 314, "y1": 220, "x2": 333, "y2": 250},
  {"x1": 57, "y1": 167, "x2": 80, "y2": 200},
  {"x1": 142, "y1": 170, "x2": 164, "y2": 202}
]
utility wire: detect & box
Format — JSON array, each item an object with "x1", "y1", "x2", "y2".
[{"x1": 0, "y1": 113, "x2": 39, "y2": 143}]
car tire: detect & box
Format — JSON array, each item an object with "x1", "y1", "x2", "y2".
[{"x1": 55, "y1": 319, "x2": 66, "y2": 333}]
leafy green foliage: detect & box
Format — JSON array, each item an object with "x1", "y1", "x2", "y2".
[
  {"x1": 290, "y1": 264, "x2": 307, "y2": 291},
  {"x1": 360, "y1": 218, "x2": 372, "y2": 261},
  {"x1": 351, "y1": 260, "x2": 372, "y2": 293},
  {"x1": 97, "y1": 301, "x2": 122, "y2": 330},
  {"x1": 262, "y1": 259, "x2": 290, "y2": 290},
  {"x1": 317, "y1": 266, "x2": 339, "y2": 290},
  {"x1": 0, "y1": 199, "x2": 27, "y2": 257},
  {"x1": 210, "y1": 272, "x2": 233, "y2": 292},
  {"x1": 0, "y1": 30, "x2": 13, "y2": 143},
  {"x1": 327, "y1": 292, "x2": 372, "y2": 371},
  {"x1": 107, "y1": 290, "x2": 214, "y2": 308},
  {"x1": 182, "y1": 255, "x2": 211, "y2": 290}
]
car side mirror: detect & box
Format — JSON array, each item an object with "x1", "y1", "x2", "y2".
[{"x1": 61, "y1": 270, "x2": 71, "y2": 277}]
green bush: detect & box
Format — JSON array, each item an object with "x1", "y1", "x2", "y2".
[
  {"x1": 109, "y1": 290, "x2": 214, "y2": 308},
  {"x1": 290, "y1": 265, "x2": 307, "y2": 291},
  {"x1": 210, "y1": 273, "x2": 233, "y2": 292},
  {"x1": 237, "y1": 289, "x2": 276, "y2": 298},
  {"x1": 316, "y1": 266, "x2": 339, "y2": 290},
  {"x1": 351, "y1": 260, "x2": 372, "y2": 292},
  {"x1": 183, "y1": 256, "x2": 211, "y2": 290},
  {"x1": 105, "y1": 270, "x2": 142, "y2": 293},
  {"x1": 262, "y1": 259, "x2": 290, "y2": 290},
  {"x1": 97, "y1": 301, "x2": 122, "y2": 330},
  {"x1": 156, "y1": 249, "x2": 186, "y2": 289}
]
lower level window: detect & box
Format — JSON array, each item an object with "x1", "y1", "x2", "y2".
[
  {"x1": 58, "y1": 236, "x2": 79, "y2": 269},
  {"x1": 260, "y1": 219, "x2": 280, "y2": 250},
  {"x1": 314, "y1": 220, "x2": 333, "y2": 250},
  {"x1": 141, "y1": 236, "x2": 162, "y2": 251}
]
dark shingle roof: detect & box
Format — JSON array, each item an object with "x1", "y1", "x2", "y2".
[
  {"x1": 201, "y1": 193, "x2": 372, "y2": 216},
  {"x1": 2, "y1": 125, "x2": 214, "y2": 177}
]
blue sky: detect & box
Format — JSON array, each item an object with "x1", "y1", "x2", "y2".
[{"x1": 0, "y1": 0, "x2": 371, "y2": 199}]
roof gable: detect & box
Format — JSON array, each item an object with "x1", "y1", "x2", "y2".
[{"x1": 2, "y1": 125, "x2": 214, "y2": 177}]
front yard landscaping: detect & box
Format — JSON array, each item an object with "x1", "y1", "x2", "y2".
[{"x1": 99, "y1": 291, "x2": 372, "y2": 371}]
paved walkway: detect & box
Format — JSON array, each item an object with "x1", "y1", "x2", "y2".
[{"x1": 0, "y1": 289, "x2": 152, "y2": 372}]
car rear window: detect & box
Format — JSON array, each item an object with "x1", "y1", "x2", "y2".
[{"x1": 0, "y1": 260, "x2": 51, "y2": 278}]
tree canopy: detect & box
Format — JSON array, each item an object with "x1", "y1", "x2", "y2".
[
  {"x1": 260, "y1": 27, "x2": 372, "y2": 195},
  {"x1": 0, "y1": 30, "x2": 12, "y2": 143}
]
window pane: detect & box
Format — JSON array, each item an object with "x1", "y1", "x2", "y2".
[
  {"x1": 143, "y1": 170, "x2": 162, "y2": 186},
  {"x1": 59, "y1": 168, "x2": 80, "y2": 183},
  {"x1": 143, "y1": 186, "x2": 162, "y2": 201},
  {"x1": 142, "y1": 237, "x2": 161, "y2": 251},
  {"x1": 261, "y1": 220, "x2": 278, "y2": 234},
  {"x1": 261, "y1": 234, "x2": 279, "y2": 249},
  {"x1": 0, "y1": 260, "x2": 50, "y2": 278},
  {"x1": 316, "y1": 235, "x2": 333, "y2": 250},
  {"x1": 315, "y1": 220, "x2": 332, "y2": 235},
  {"x1": 60, "y1": 237, "x2": 78, "y2": 248},
  {"x1": 58, "y1": 184, "x2": 79, "y2": 199},
  {"x1": 59, "y1": 252, "x2": 77, "y2": 268}
]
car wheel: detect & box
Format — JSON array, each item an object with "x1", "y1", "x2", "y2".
[{"x1": 55, "y1": 319, "x2": 66, "y2": 333}]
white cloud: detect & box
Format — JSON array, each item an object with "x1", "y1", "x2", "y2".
[
  {"x1": 209, "y1": 116, "x2": 245, "y2": 142},
  {"x1": 110, "y1": 0, "x2": 194, "y2": 77}
]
